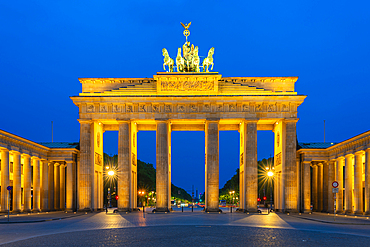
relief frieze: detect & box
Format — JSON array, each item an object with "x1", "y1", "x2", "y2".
[
  {"x1": 160, "y1": 80, "x2": 215, "y2": 91},
  {"x1": 87, "y1": 104, "x2": 94, "y2": 113}
]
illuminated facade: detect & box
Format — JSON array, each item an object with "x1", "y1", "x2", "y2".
[
  {"x1": 71, "y1": 73, "x2": 306, "y2": 212},
  {"x1": 0, "y1": 130, "x2": 78, "y2": 212},
  {"x1": 297, "y1": 131, "x2": 370, "y2": 214}
]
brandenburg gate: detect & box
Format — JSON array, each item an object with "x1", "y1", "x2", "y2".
[{"x1": 70, "y1": 23, "x2": 306, "y2": 213}]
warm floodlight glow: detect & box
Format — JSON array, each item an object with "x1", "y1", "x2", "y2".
[
  {"x1": 108, "y1": 170, "x2": 114, "y2": 176},
  {"x1": 267, "y1": 171, "x2": 274, "y2": 177},
  {"x1": 105, "y1": 166, "x2": 109, "y2": 170},
  {"x1": 266, "y1": 167, "x2": 269, "y2": 170}
]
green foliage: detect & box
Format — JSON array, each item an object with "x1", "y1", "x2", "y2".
[
  {"x1": 137, "y1": 160, "x2": 156, "y2": 190},
  {"x1": 103, "y1": 153, "x2": 192, "y2": 203},
  {"x1": 171, "y1": 184, "x2": 192, "y2": 202}
]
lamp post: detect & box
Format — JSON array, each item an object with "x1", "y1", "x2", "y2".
[
  {"x1": 267, "y1": 170, "x2": 274, "y2": 212},
  {"x1": 107, "y1": 170, "x2": 115, "y2": 207}
]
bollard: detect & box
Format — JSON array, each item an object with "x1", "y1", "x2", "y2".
[
  {"x1": 182, "y1": 206, "x2": 183, "y2": 212},
  {"x1": 192, "y1": 205, "x2": 193, "y2": 212},
  {"x1": 230, "y1": 206, "x2": 232, "y2": 213}
]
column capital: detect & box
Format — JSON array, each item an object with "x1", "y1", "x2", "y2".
[
  {"x1": 65, "y1": 160, "x2": 74, "y2": 164},
  {"x1": 31, "y1": 156, "x2": 40, "y2": 161},
  {"x1": 117, "y1": 119, "x2": 131, "y2": 124},
  {"x1": 345, "y1": 153, "x2": 354, "y2": 158},
  {"x1": 337, "y1": 156, "x2": 345, "y2": 161},
  {"x1": 21, "y1": 153, "x2": 31, "y2": 158},
  {"x1": 10, "y1": 150, "x2": 21, "y2": 155},
  {"x1": 355, "y1": 150, "x2": 365, "y2": 156},
  {"x1": 242, "y1": 119, "x2": 258, "y2": 124},
  {"x1": 284, "y1": 118, "x2": 299, "y2": 123},
  {"x1": 155, "y1": 118, "x2": 169, "y2": 122},
  {"x1": 78, "y1": 119, "x2": 92, "y2": 124},
  {"x1": 0, "y1": 147, "x2": 9, "y2": 152},
  {"x1": 205, "y1": 119, "x2": 220, "y2": 123},
  {"x1": 302, "y1": 160, "x2": 312, "y2": 164}
]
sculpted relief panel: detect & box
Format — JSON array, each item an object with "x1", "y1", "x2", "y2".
[
  {"x1": 160, "y1": 80, "x2": 214, "y2": 91},
  {"x1": 83, "y1": 102, "x2": 293, "y2": 115}
]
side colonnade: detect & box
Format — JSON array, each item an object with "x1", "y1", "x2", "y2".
[
  {"x1": 298, "y1": 131, "x2": 370, "y2": 214},
  {"x1": 0, "y1": 130, "x2": 78, "y2": 213}
]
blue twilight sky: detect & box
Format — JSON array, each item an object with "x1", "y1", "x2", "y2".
[{"x1": 1, "y1": 1, "x2": 369, "y2": 194}]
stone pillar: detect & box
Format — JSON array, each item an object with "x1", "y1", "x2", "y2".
[
  {"x1": 317, "y1": 163, "x2": 323, "y2": 212},
  {"x1": 60, "y1": 164, "x2": 66, "y2": 210},
  {"x1": 312, "y1": 164, "x2": 318, "y2": 211},
  {"x1": 40, "y1": 160, "x2": 49, "y2": 211},
  {"x1": 242, "y1": 121, "x2": 257, "y2": 213},
  {"x1": 327, "y1": 160, "x2": 335, "y2": 213},
  {"x1": 48, "y1": 163, "x2": 55, "y2": 211},
  {"x1": 156, "y1": 120, "x2": 171, "y2": 212},
  {"x1": 354, "y1": 151, "x2": 363, "y2": 214},
  {"x1": 365, "y1": 149, "x2": 370, "y2": 215},
  {"x1": 117, "y1": 121, "x2": 131, "y2": 211},
  {"x1": 23, "y1": 155, "x2": 32, "y2": 212},
  {"x1": 66, "y1": 161, "x2": 74, "y2": 211},
  {"x1": 0, "y1": 149, "x2": 10, "y2": 213},
  {"x1": 54, "y1": 163, "x2": 60, "y2": 210},
  {"x1": 302, "y1": 161, "x2": 311, "y2": 213},
  {"x1": 284, "y1": 120, "x2": 298, "y2": 212},
  {"x1": 78, "y1": 120, "x2": 92, "y2": 211},
  {"x1": 336, "y1": 157, "x2": 344, "y2": 213},
  {"x1": 323, "y1": 162, "x2": 329, "y2": 212},
  {"x1": 12, "y1": 151, "x2": 21, "y2": 213},
  {"x1": 345, "y1": 154, "x2": 353, "y2": 214},
  {"x1": 32, "y1": 158, "x2": 40, "y2": 212}
]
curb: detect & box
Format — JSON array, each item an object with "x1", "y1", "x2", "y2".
[
  {"x1": 291, "y1": 215, "x2": 370, "y2": 225},
  {"x1": 0, "y1": 213, "x2": 86, "y2": 224}
]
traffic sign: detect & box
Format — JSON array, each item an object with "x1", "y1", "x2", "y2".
[
  {"x1": 6, "y1": 186, "x2": 11, "y2": 191},
  {"x1": 332, "y1": 181, "x2": 339, "y2": 188},
  {"x1": 332, "y1": 188, "x2": 339, "y2": 193}
]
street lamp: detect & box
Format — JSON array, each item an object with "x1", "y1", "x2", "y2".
[
  {"x1": 107, "y1": 170, "x2": 115, "y2": 207},
  {"x1": 267, "y1": 170, "x2": 274, "y2": 212}
]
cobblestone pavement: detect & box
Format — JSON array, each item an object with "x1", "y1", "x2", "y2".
[{"x1": 1, "y1": 211, "x2": 370, "y2": 246}]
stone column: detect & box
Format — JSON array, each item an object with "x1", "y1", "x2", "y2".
[
  {"x1": 32, "y1": 158, "x2": 40, "y2": 212},
  {"x1": 312, "y1": 164, "x2": 318, "y2": 211},
  {"x1": 40, "y1": 160, "x2": 49, "y2": 211},
  {"x1": 117, "y1": 120, "x2": 131, "y2": 211},
  {"x1": 354, "y1": 151, "x2": 363, "y2": 214},
  {"x1": 48, "y1": 163, "x2": 55, "y2": 211},
  {"x1": 78, "y1": 120, "x2": 92, "y2": 211},
  {"x1": 365, "y1": 149, "x2": 370, "y2": 215},
  {"x1": 0, "y1": 149, "x2": 10, "y2": 213},
  {"x1": 336, "y1": 157, "x2": 344, "y2": 213},
  {"x1": 243, "y1": 121, "x2": 257, "y2": 212},
  {"x1": 66, "y1": 161, "x2": 74, "y2": 211},
  {"x1": 60, "y1": 164, "x2": 66, "y2": 210},
  {"x1": 327, "y1": 160, "x2": 335, "y2": 213},
  {"x1": 323, "y1": 162, "x2": 329, "y2": 212},
  {"x1": 23, "y1": 155, "x2": 32, "y2": 212},
  {"x1": 317, "y1": 163, "x2": 323, "y2": 212},
  {"x1": 284, "y1": 120, "x2": 298, "y2": 212},
  {"x1": 345, "y1": 154, "x2": 354, "y2": 214},
  {"x1": 12, "y1": 151, "x2": 21, "y2": 213},
  {"x1": 54, "y1": 163, "x2": 60, "y2": 210},
  {"x1": 302, "y1": 161, "x2": 311, "y2": 213},
  {"x1": 156, "y1": 120, "x2": 171, "y2": 212}
]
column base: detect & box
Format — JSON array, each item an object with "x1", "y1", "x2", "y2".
[
  {"x1": 303, "y1": 210, "x2": 312, "y2": 214},
  {"x1": 11, "y1": 209, "x2": 22, "y2": 214},
  {"x1": 205, "y1": 208, "x2": 222, "y2": 213},
  {"x1": 65, "y1": 209, "x2": 75, "y2": 213},
  {"x1": 154, "y1": 207, "x2": 170, "y2": 212},
  {"x1": 365, "y1": 211, "x2": 370, "y2": 215},
  {"x1": 0, "y1": 210, "x2": 9, "y2": 213},
  {"x1": 284, "y1": 209, "x2": 298, "y2": 213},
  {"x1": 117, "y1": 208, "x2": 131, "y2": 212},
  {"x1": 23, "y1": 209, "x2": 32, "y2": 213},
  {"x1": 345, "y1": 210, "x2": 353, "y2": 214},
  {"x1": 78, "y1": 208, "x2": 93, "y2": 212},
  {"x1": 354, "y1": 211, "x2": 364, "y2": 215},
  {"x1": 32, "y1": 209, "x2": 41, "y2": 212}
]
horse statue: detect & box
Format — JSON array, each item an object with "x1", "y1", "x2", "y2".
[
  {"x1": 192, "y1": 46, "x2": 200, "y2": 72},
  {"x1": 162, "y1": 48, "x2": 174, "y2": 72},
  {"x1": 202, "y1": 47, "x2": 214, "y2": 72},
  {"x1": 176, "y1": 47, "x2": 185, "y2": 72}
]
